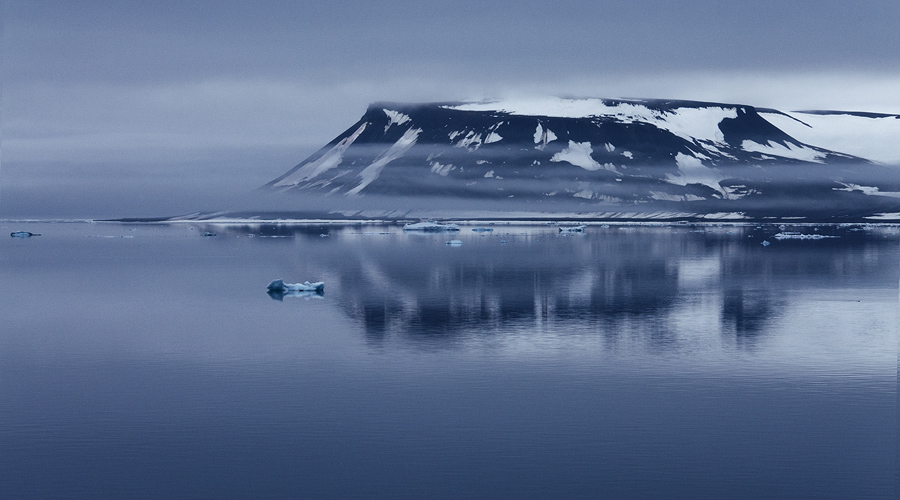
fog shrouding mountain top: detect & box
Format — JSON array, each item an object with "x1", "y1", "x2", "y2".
[{"x1": 260, "y1": 97, "x2": 900, "y2": 222}]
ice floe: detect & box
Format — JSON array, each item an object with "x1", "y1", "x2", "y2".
[
  {"x1": 267, "y1": 279, "x2": 325, "y2": 295},
  {"x1": 772, "y1": 232, "x2": 838, "y2": 240},
  {"x1": 403, "y1": 221, "x2": 461, "y2": 231},
  {"x1": 266, "y1": 279, "x2": 325, "y2": 301}
]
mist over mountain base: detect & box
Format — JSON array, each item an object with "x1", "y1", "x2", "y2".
[{"x1": 252, "y1": 99, "x2": 900, "y2": 224}]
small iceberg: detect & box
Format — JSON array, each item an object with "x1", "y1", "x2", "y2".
[
  {"x1": 446, "y1": 239, "x2": 463, "y2": 246},
  {"x1": 202, "y1": 232, "x2": 217, "y2": 237},
  {"x1": 10, "y1": 231, "x2": 40, "y2": 238},
  {"x1": 403, "y1": 221, "x2": 461, "y2": 232},
  {"x1": 772, "y1": 232, "x2": 837, "y2": 240},
  {"x1": 267, "y1": 279, "x2": 325, "y2": 301},
  {"x1": 471, "y1": 227, "x2": 493, "y2": 232},
  {"x1": 558, "y1": 225, "x2": 586, "y2": 233}
]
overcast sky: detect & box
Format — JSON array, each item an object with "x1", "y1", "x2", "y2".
[{"x1": 3, "y1": 0, "x2": 899, "y2": 217}]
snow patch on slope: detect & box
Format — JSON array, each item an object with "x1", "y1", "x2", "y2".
[
  {"x1": 665, "y1": 153, "x2": 727, "y2": 197},
  {"x1": 430, "y1": 161, "x2": 455, "y2": 176},
  {"x1": 659, "y1": 107, "x2": 735, "y2": 144},
  {"x1": 649, "y1": 191, "x2": 706, "y2": 202},
  {"x1": 448, "y1": 97, "x2": 737, "y2": 144},
  {"x1": 834, "y1": 183, "x2": 900, "y2": 198},
  {"x1": 533, "y1": 123, "x2": 558, "y2": 150},
  {"x1": 550, "y1": 141, "x2": 617, "y2": 172},
  {"x1": 741, "y1": 140, "x2": 826, "y2": 163},
  {"x1": 347, "y1": 127, "x2": 421, "y2": 195},
  {"x1": 273, "y1": 122, "x2": 368, "y2": 188},
  {"x1": 383, "y1": 109, "x2": 411, "y2": 132},
  {"x1": 760, "y1": 111, "x2": 900, "y2": 165}
]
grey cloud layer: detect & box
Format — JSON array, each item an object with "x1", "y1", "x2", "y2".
[
  {"x1": 3, "y1": 0, "x2": 899, "y2": 218},
  {"x1": 7, "y1": 0, "x2": 900, "y2": 86}
]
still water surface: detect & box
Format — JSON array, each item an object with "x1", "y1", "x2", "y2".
[{"x1": 1, "y1": 221, "x2": 897, "y2": 499}]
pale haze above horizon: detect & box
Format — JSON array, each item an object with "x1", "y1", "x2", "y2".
[{"x1": 2, "y1": 0, "x2": 899, "y2": 218}]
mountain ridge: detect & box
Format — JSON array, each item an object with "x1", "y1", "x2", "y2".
[{"x1": 263, "y1": 97, "x2": 900, "y2": 221}]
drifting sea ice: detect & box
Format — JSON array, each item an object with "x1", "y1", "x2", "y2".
[
  {"x1": 772, "y1": 232, "x2": 838, "y2": 240},
  {"x1": 267, "y1": 279, "x2": 325, "y2": 293},
  {"x1": 403, "y1": 221, "x2": 461, "y2": 232}
]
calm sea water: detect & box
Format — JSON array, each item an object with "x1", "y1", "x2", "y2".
[{"x1": 1, "y1": 221, "x2": 897, "y2": 499}]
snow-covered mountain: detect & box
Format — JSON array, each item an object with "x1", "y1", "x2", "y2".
[{"x1": 266, "y1": 97, "x2": 900, "y2": 221}]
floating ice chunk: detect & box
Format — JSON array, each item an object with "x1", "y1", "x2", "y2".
[
  {"x1": 267, "y1": 280, "x2": 324, "y2": 301},
  {"x1": 267, "y1": 279, "x2": 324, "y2": 293},
  {"x1": 761, "y1": 240, "x2": 771, "y2": 246},
  {"x1": 772, "y1": 232, "x2": 837, "y2": 240},
  {"x1": 266, "y1": 279, "x2": 325, "y2": 300},
  {"x1": 559, "y1": 225, "x2": 586, "y2": 233},
  {"x1": 484, "y1": 170, "x2": 495, "y2": 178},
  {"x1": 403, "y1": 221, "x2": 461, "y2": 232},
  {"x1": 202, "y1": 232, "x2": 217, "y2": 237},
  {"x1": 10, "y1": 231, "x2": 40, "y2": 237},
  {"x1": 622, "y1": 151, "x2": 633, "y2": 159},
  {"x1": 446, "y1": 240, "x2": 463, "y2": 246},
  {"x1": 472, "y1": 227, "x2": 493, "y2": 232}
]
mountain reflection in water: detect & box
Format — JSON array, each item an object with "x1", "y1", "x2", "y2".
[
  {"x1": 3, "y1": 221, "x2": 896, "y2": 500},
  {"x1": 213, "y1": 222, "x2": 896, "y2": 350}
]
